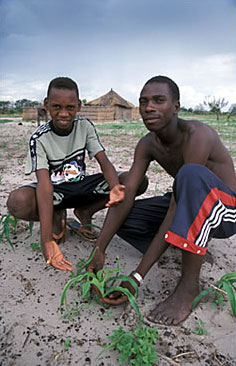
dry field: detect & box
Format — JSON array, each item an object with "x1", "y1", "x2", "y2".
[{"x1": 0, "y1": 115, "x2": 236, "y2": 366}]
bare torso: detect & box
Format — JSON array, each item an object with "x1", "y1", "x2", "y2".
[{"x1": 144, "y1": 118, "x2": 236, "y2": 193}]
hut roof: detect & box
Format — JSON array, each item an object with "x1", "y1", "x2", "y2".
[{"x1": 86, "y1": 89, "x2": 132, "y2": 109}]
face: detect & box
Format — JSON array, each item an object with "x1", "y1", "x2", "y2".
[
  {"x1": 44, "y1": 88, "x2": 81, "y2": 134},
  {"x1": 139, "y1": 82, "x2": 180, "y2": 132}
]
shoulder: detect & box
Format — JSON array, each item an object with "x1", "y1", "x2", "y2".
[
  {"x1": 179, "y1": 118, "x2": 217, "y2": 140},
  {"x1": 29, "y1": 121, "x2": 52, "y2": 141},
  {"x1": 135, "y1": 133, "x2": 154, "y2": 158},
  {"x1": 76, "y1": 115, "x2": 96, "y2": 127},
  {"x1": 136, "y1": 132, "x2": 153, "y2": 148}
]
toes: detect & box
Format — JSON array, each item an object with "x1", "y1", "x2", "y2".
[{"x1": 146, "y1": 311, "x2": 161, "y2": 325}]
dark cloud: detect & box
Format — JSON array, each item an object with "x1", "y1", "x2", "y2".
[{"x1": 0, "y1": 0, "x2": 235, "y2": 104}]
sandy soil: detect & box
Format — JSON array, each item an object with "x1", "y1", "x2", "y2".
[{"x1": 0, "y1": 119, "x2": 236, "y2": 366}]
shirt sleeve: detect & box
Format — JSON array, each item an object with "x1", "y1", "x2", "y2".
[
  {"x1": 25, "y1": 139, "x2": 49, "y2": 175},
  {"x1": 85, "y1": 120, "x2": 105, "y2": 159}
]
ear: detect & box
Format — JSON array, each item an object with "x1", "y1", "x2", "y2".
[
  {"x1": 174, "y1": 101, "x2": 180, "y2": 114},
  {"x1": 44, "y1": 97, "x2": 48, "y2": 110},
  {"x1": 77, "y1": 99, "x2": 82, "y2": 111}
]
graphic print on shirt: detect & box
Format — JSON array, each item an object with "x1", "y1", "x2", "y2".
[{"x1": 50, "y1": 154, "x2": 86, "y2": 184}]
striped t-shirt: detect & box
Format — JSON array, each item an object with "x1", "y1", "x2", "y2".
[{"x1": 25, "y1": 116, "x2": 104, "y2": 185}]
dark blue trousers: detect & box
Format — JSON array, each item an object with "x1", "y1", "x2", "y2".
[{"x1": 117, "y1": 164, "x2": 236, "y2": 255}]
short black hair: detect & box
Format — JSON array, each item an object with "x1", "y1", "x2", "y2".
[
  {"x1": 144, "y1": 75, "x2": 180, "y2": 101},
  {"x1": 47, "y1": 77, "x2": 79, "y2": 98}
]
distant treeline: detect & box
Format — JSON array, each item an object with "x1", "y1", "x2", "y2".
[
  {"x1": 1, "y1": 98, "x2": 236, "y2": 121},
  {"x1": 0, "y1": 99, "x2": 40, "y2": 114}
]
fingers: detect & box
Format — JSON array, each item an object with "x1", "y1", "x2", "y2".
[
  {"x1": 100, "y1": 295, "x2": 128, "y2": 305},
  {"x1": 62, "y1": 258, "x2": 73, "y2": 266},
  {"x1": 46, "y1": 256, "x2": 73, "y2": 271},
  {"x1": 107, "y1": 291, "x2": 121, "y2": 299},
  {"x1": 119, "y1": 184, "x2": 126, "y2": 190},
  {"x1": 105, "y1": 200, "x2": 120, "y2": 208}
]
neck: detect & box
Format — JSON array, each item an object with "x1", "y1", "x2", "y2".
[
  {"x1": 155, "y1": 116, "x2": 181, "y2": 146},
  {"x1": 50, "y1": 120, "x2": 74, "y2": 136}
]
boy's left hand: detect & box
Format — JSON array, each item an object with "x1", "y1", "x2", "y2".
[{"x1": 106, "y1": 184, "x2": 125, "y2": 207}]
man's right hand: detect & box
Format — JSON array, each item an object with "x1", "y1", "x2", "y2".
[
  {"x1": 43, "y1": 240, "x2": 73, "y2": 271},
  {"x1": 87, "y1": 246, "x2": 105, "y2": 273}
]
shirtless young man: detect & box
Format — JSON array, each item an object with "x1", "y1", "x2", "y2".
[{"x1": 88, "y1": 75, "x2": 236, "y2": 325}]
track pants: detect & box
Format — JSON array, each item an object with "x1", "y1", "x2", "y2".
[{"x1": 117, "y1": 164, "x2": 236, "y2": 255}]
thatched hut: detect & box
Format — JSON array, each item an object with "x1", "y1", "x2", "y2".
[
  {"x1": 22, "y1": 106, "x2": 38, "y2": 121},
  {"x1": 22, "y1": 105, "x2": 48, "y2": 125},
  {"x1": 80, "y1": 89, "x2": 140, "y2": 122}
]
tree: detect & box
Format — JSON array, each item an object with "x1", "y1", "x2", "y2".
[
  {"x1": 14, "y1": 99, "x2": 39, "y2": 112},
  {"x1": 194, "y1": 103, "x2": 205, "y2": 114},
  {"x1": 0, "y1": 101, "x2": 11, "y2": 113},
  {"x1": 227, "y1": 104, "x2": 236, "y2": 120},
  {"x1": 203, "y1": 96, "x2": 228, "y2": 120}
]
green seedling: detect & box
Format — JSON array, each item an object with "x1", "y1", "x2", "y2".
[
  {"x1": 191, "y1": 272, "x2": 236, "y2": 317},
  {"x1": 18, "y1": 157, "x2": 24, "y2": 165},
  {"x1": 29, "y1": 221, "x2": 34, "y2": 235},
  {"x1": 99, "y1": 309, "x2": 115, "y2": 320},
  {"x1": 192, "y1": 318, "x2": 208, "y2": 336},
  {"x1": 60, "y1": 249, "x2": 139, "y2": 319},
  {"x1": 97, "y1": 323, "x2": 159, "y2": 366},
  {"x1": 55, "y1": 337, "x2": 71, "y2": 360},
  {"x1": 0, "y1": 213, "x2": 18, "y2": 249},
  {"x1": 30, "y1": 242, "x2": 41, "y2": 251},
  {"x1": 212, "y1": 293, "x2": 226, "y2": 308}
]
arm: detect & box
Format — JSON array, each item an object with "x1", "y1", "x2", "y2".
[
  {"x1": 89, "y1": 138, "x2": 151, "y2": 272},
  {"x1": 36, "y1": 169, "x2": 73, "y2": 271},
  {"x1": 102, "y1": 127, "x2": 214, "y2": 304},
  {"x1": 95, "y1": 150, "x2": 125, "y2": 207},
  {"x1": 99, "y1": 194, "x2": 176, "y2": 305}
]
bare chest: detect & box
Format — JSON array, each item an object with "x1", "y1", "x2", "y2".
[{"x1": 151, "y1": 141, "x2": 184, "y2": 177}]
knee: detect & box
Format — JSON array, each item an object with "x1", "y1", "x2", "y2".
[
  {"x1": 136, "y1": 175, "x2": 149, "y2": 196},
  {"x1": 176, "y1": 164, "x2": 207, "y2": 183},
  {"x1": 118, "y1": 171, "x2": 149, "y2": 196},
  {"x1": 7, "y1": 188, "x2": 35, "y2": 218},
  {"x1": 7, "y1": 190, "x2": 23, "y2": 217}
]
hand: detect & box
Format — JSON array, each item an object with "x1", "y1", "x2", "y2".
[
  {"x1": 106, "y1": 184, "x2": 125, "y2": 207},
  {"x1": 99, "y1": 275, "x2": 138, "y2": 305},
  {"x1": 87, "y1": 246, "x2": 105, "y2": 298},
  {"x1": 43, "y1": 240, "x2": 73, "y2": 271},
  {"x1": 87, "y1": 246, "x2": 105, "y2": 274}
]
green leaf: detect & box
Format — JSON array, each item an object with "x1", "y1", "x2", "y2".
[
  {"x1": 104, "y1": 274, "x2": 139, "y2": 297},
  {"x1": 72, "y1": 248, "x2": 98, "y2": 277},
  {"x1": 29, "y1": 221, "x2": 34, "y2": 235},
  {"x1": 222, "y1": 280, "x2": 236, "y2": 317},
  {"x1": 191, "y1": 288, "x2": 215, "y2": 311},
  {"x1": 102, "y1": 267, "x2": 124, "y2": 282},
  {"x1": 220, "y1": 272, "x2": 236, "y2": 282},
  {"x1": 96, "y1": 268, "x2": 105, "y2": 282},
  {"x1": 60, "y1": 275, "x2": 84, "y2": 307},
  {"x1": 30, "y1": 242, "x2": 41, "y2": 251},
  {"x1": 105, "y1": 286, "x2": 140, "y2": 316},
  {"x1": 64, "y1": 337, "x2": 71, "y2": 350},
  {"x1": 81, "y1": 281, "x2": 91, "y2": 297}
]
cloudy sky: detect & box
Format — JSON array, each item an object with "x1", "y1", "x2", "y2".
[{"x1": 0, "y1": 0, "x2": 235, "y2": 108}]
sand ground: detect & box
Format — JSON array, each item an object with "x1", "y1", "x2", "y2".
[{"x1": 0, "y1": 119, "x2": 236, "y2": 366}]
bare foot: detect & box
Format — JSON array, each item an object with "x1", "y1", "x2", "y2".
[
  {"x1": 74, "y1": 208, "x2": 92, "y2": 229},
  {"x1": 146, "y1": 279, "x2": 199, "y2": 325}
]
